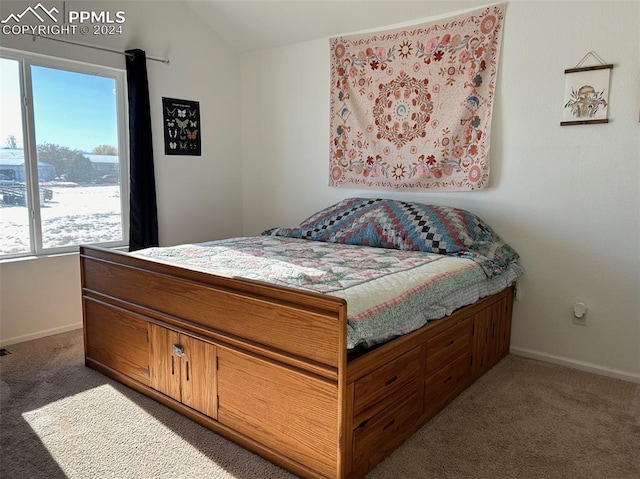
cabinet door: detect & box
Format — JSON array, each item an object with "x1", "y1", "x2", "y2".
[
  {"x1": 473, "y1": 297, "x2": 511, "y2": 378},
  {"x1": 149, "y1": 324, "x2": 182, "y2": 403},
  {"x1": 180, "y1": 334, "x2": 217, "y2": 419},
  {"x1": 149, "y1": 324, "x2": 217, "y2": 419}
]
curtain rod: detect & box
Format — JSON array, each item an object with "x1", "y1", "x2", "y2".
[{"x1": 32, "y1": 34, "x2": 170, "y2": 64}]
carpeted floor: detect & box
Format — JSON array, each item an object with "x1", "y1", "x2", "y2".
[{"x1": 1, "y1": 329, "x2": 638, "y2": 478}]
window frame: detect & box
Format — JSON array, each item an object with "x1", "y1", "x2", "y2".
[{"x1": 0, "y1": 48, "x2": 130, "y2": 259}]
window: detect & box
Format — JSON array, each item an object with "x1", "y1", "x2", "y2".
[{"x1": 0, "y1": 50, "x2": 128, "y2": 258}]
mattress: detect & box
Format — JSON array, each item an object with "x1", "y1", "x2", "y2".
[{"x1": 133, "y1": 236, "x2": 522, "y2": 349}]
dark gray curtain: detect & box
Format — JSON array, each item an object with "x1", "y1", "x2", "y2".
[{"x1": 125, "y1": 48, "x2": 158, "y2": 251}]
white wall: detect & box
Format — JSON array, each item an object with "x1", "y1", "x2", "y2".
[
  {"x1": 241, "y1": 1, "x2": 640, "y2": 380},
  {"x1": 2, "y1": 1, "x2": 638, "y2": 382},
  {"x1": 0, "y1": 1, "x2": 243, "y2": 345}
]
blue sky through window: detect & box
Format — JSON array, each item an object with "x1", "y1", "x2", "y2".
[{"x1": 0, "y1": 59, "x2": 119, "y2": 153}]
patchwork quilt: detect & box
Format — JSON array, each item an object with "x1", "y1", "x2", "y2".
[
  {"x1": 263, "y1": 197, "x2": 519, "y2": 277},
  {"x1": 134, "y1": 236, "x2": 522, "y2": 349}
]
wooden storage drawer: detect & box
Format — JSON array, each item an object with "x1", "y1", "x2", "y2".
[
  {"x1": 425, "y1": 316, "x2": 472, "y2": 376},
  {"x1": 353, "y1": 346, "x2": 421, "y2": 425},
  {"x1": 424, "y1": 352, "x2": 471, "y2": 415},
  {"x1": 352, "y1": 388, "x2": 420, "y2": 474}
]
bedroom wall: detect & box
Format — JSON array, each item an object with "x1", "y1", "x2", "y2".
[
  {"x1": 0, "y1": 1, "x2": 243, "y2": 345},
  {"x1": 240, "y1": 1, "x2": 640, "y2": 381}
]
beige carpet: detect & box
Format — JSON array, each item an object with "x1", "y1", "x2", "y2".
[{"x1": 1, "y1": 329, "x2": 638, "y2": 479}]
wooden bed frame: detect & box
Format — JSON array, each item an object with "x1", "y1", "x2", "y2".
[{"x1": 80, "y1": 244, "x2": 514, "y2": 479}]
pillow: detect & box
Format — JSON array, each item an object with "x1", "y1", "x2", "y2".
[{"x1": 263, "y1": 197, "x2": 519, "y2": 276}]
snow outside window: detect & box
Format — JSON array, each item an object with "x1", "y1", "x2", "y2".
[{"x1": 0, "y1": 51, "x2": 129, "y2": 258}]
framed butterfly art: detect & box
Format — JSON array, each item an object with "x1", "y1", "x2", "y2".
[{"x1": 162, "y1": 97, "x2": 201, "y2": 156}]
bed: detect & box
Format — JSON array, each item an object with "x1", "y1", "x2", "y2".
[{"x1": 81, "y1": 197, "x2": 522, "y2": 479}]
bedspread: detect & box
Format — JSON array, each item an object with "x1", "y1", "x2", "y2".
[{"x1": 134, "y1": 237, "x2": 521, "y2": 349}]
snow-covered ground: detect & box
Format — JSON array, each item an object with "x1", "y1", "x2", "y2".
[{"x1": 0, "y1": 185, "x2": 123, "y2": 255}]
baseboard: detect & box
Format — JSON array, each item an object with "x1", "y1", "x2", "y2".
[
  {"x1": 0, "y1": 323, "x2": 82, "y2": 348},
  {"x1": 510, "y1": 346, "x2": 640, "y2": 384}
]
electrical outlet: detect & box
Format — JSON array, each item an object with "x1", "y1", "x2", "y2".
[{"x1": 572, "y1": 302, "x2": 587, "y2": 325}]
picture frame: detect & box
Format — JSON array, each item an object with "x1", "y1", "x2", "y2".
[
  {"x1": 162, "y1": 97, "x2": 201, "y2": 155},
  {"x1": 561, "y1": 64, "x2": 613, "y2": 126}
]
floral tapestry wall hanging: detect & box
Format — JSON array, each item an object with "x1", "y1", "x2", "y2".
[{"x1": 329, "y1": 4, "x2": 505, "y2": 191}]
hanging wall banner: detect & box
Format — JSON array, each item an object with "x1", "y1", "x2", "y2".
[
  {"x1": 162, "y1": 97, "x2": 201, "y2": 156},
  {"x1": 561, "y1": 63, "x2": 612, "y2": 126},
  {"x1": 329, "y1": 4, "x2": 505, "y2": 191}
]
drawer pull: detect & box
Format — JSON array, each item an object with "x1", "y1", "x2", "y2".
[
  {"x1": 384, "y1": 375, "x2": 398, "y2": 387},
  {"x1": 383, "y1": 419, "x2": 395, "y2": 431},
  {"x1": 356, "y1": 419, "x2": 370, "y2": 430},
  {"x1": 447, "y1": 339, "x2": 455, "y2": 347},
  {"x1": 443, "y1": 375, "x2": 453, "y2": 385}
]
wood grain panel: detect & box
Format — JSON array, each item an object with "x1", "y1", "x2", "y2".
[
  {"x1": 148, "y1": 324, "x2": 181, "y2": 402},
  {"x1": 217, "y1": 347, "x2": 339, "y2": 478},
  {"x1": 83, "y1": 298, "x2": 149, "y2": 385},
  {"x1": 181, "y1": 334, "x2": 217, "y2": 419},
  {"x1": 473, "y1": 295, "x2": 511, "y2": 379},
  {"x1": 499, "y1": 295, "x2": 513, "y2": 356}
]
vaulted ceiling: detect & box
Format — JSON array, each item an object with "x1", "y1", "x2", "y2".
[{"x1": 183, "y1": 1, "x2": 487, "y2": 53}]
